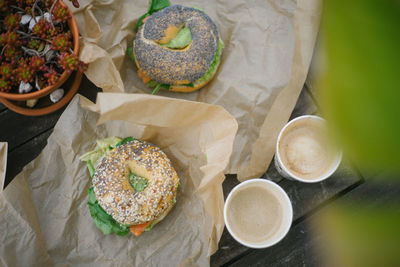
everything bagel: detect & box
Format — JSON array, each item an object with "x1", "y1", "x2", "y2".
[
  {"x1": 81, "y1": 137, "x2": 180, "y2": 236},
  {"x1": 133, "y1": 4, "x2": 223, "y2": 93},
  {"x1": 93, "y1": 140, "x2": 179, "y2": 225}
]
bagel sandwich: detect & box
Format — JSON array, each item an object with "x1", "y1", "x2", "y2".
[
  {"x1": 80, "y1": 136, "x2": 180, "y2": 237},
  {"x1": 127, "y1": 1, "x2": 223, "y2": 94}
]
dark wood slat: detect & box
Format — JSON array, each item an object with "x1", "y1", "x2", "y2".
[
  {"x1": 0, "y1": 102, "x2": 7, "y2": 113},
  {"x1": 5, "y1": 129, "x2": 53, "y2": 187},
  {"x1": 0, "y1": 108, "x2": 64, "y2": 151},
  {"x1": 77, "y1": 76, "x2": 100, "y2": 103},
  {"x1": 0, "y1": 76, "x2": 99, "y2": 152},
  {"x1": 228, "y1": 179, "x2": 400, "y2": 267},
  {"x1": 279, "y1": 162, "x2": 362, "y2": 220},
  {"x1": 289, "y1": 86, "x2": 317, "y2": 120},
  {"x1": 228, "y1": 214, "x2": 322, "y2": 267},
  {"x1": 211, "y1": 162, "x2": 362, "y2": 266}
]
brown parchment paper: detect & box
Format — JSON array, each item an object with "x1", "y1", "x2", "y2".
[
  {"x1": 0, "y1": 94, "x2": 237, "y2": 266},
  {"x1": 69, "y1": 0, "x2": 321, "y2": 180},
  {"x1": 0, "y1": 142, "x2": 6, "y2": 191}
]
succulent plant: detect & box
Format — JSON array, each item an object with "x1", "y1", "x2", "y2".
[
  {"x1": 0, "y1": 0, "x2": 8, "y2": 13},
  {"x1": 58, "y1": 52, "x2": 78, "y2": 73},
  {"x1": 15, "y1": 0, "x2": 26, "y2": 7},
  {"x1": 0, "y1": 77, "x2": 12, "y2": 92},
  {"x1": 0, "y1": 63, "x2": 14, "y2": 79},
  {"x1": 0, "y1": 0, "x2": 85, "y2": 94},
  {"x1": 4, "y1": 46, "x2": 21, "y2": 62},
  {"x1": 52, "y1": 3, "x2": 71, "y2": 23},
  {"x1": 30, "y1": 55, "x2": 47, "y2": 72},
  {"x1": 32, "y1": 18, "x2": 52, "y2": 39},
  {"x1": 28, "y1": 39, "x2": 41, "y2": 50},
  {"x1": 4, "y1": 14, "x2": 21, "y2": 30},
  {"x1": 44, "y1": 68, "x2": 59, "y2": 86},
  {"x1": 51, "y1": 33, "x2": 71, "y2": 52},
  {"x1": 3, "y1": 31, "x2": 21, "y2": 46},
  {"x1": 15, "y1": 60, "x2": 35, "y2": 83},
  {"x1": 0, "y1": 33, "x2": 6, "y2": 46}
]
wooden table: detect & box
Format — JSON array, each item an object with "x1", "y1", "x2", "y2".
[{"x1": 0, "y1": 76, "x2": 396, "y2": 266}]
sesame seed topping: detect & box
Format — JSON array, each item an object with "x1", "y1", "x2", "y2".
[{"x1": 92, "y1": 140, "x2": 179, "y2": 225}]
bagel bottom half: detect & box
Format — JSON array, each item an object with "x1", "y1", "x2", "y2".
[{"x1": 134, "y1": 38, "x2": 224, "y2": 93}]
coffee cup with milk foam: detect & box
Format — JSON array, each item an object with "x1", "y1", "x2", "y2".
[
  {"x1": 275, "y1": 115, "x2": 342, "y2": 183},
  {"x1": 224, "y1": 179, "x2": 293, "y2": 248}
]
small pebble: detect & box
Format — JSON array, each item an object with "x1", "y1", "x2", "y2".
[
  {"x1": 43, "y1": 13, "x2": 51, "y2": 22},
  {"x1": 26, "y1": 98, "x2": 38, "y2": 108},
  {"x1": 19, "y1": 81, "x2": 32, "y2": 93},
  {"x1": 29, "y1": 16, "x2": 41, "y2": 30},
  {"x1": 20, "y1": 14, "x2": 32, "y2": 25},
  {"x1": 50, "y1": 88, "x2": 64, "y2": 103}
]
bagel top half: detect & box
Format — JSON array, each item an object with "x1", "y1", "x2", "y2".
[
  {"x1": 92, "y1": 140, "x2": 179, "y2": 226},
  {"x1": 133, "y1": 5, "x2": 220, "y2": 87}
]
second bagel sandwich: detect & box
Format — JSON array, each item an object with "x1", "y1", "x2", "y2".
[
  {"x1": 80, "y1": 137, "x2": 180, "y2": 237},
  {"x1": 129, "y1": 1, "x2": 223, "y2": 94}
]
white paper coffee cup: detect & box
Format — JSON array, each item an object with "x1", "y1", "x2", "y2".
[
  {"x1": 275, "y1": 115, "x2": 342, "y2": 183},
  {"x1": 224, "y1": 179, "x2": 293, "y2": 248}
]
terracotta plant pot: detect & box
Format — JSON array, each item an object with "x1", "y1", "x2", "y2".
[
  {"x1": 0, "y1": 0, "x2": 82, "y2": 115},
  {"x1": 0, "y1": 71, "x2": 82, "y2": 116}
]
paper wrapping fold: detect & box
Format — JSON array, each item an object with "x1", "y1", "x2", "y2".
[
  {"x1": 0, "y1": 142, "x2": 6, "y2": 191},
  {"x1": 69, "y1": 0, "x2": 322, "y2": 181},
  {"x1": 0, "y1": 94, "x2": 237, "y2": 266}
]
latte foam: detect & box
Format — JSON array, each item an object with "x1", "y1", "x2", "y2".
[
  {"x1": 278, "y1": 118, "x2": 337, "y2": 180},
  {"x1": 226, "y1": 185, "x2": 283, "y2": 244}
]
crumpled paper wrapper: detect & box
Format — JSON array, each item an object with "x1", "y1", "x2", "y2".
[
  {"x1": 0, "y1": 94, "x2": 237, "y2": 266},
  {"x1": 68, "y1": 0, "x2": 322, "y2": 181}
]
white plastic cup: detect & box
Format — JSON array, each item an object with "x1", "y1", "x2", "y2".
[
  {"x1": 274, "y1": 115, "x2": 342, "y2": 183},
  {"x1": 224, "y1": 179, "x2": 293, "y2": 248}
]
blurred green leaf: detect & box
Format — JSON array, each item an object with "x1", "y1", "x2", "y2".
[
  {"x1": 314, "y1": 202, "x2": 400, "y2": 267},
  {"x1": 317, "y1": 0, "x2": 400, "y2": 172}
]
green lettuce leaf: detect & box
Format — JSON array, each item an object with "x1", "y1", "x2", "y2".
[
  {"x1": 149, "y1": 0, "x2": 171, "y2": 13},
  {"x1": 87, "y1": 188, "x2": 130, "y2": 236},
  {"x1": 87, "y1": 160, "x2": 95, "y2": 178},
  {"x1": 194, "y1": 38, "x2": 224, "y2": 85},
  {"x1": 114, "y1": 137, "x2": 136, "y2": 148},
  {"x1": 129, "y1": 172, "x2": 148, "y2": 192},
  {"x1": 182, "y1": 83, "x2": 194, "y2": 88},
  {"x1": 79, "y1": 136, "x2": 122, "y2": 167},
  {"x1": 81, "y1": 136, "x2": 137, "y2": 177},
  {"x1": 126, "y1": 46, "x2": 135, "y2": 64},
  {"x1": 135, "y1": 12, "x2": 150, "y2": 32},
  {"x1": 151, "y1": 83, "x2": 170, "y2": 94}
]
